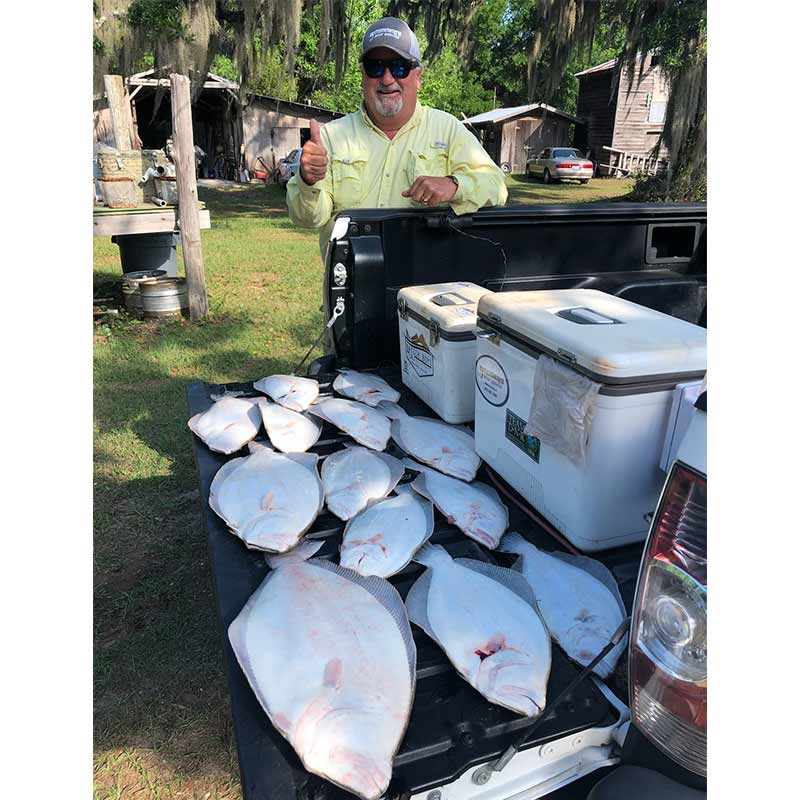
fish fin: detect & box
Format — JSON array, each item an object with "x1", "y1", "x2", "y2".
[
  {"x1": 404, "y1": 567, "x2": 436, "y2": 638},
  {"x1": 208, "y1": 456, "x2": 249, "y2": 523},
  {"x1": 498, "y1": 531, "x2": 531, "y2": 556},
  {"x1": 247, "y1": 440, "x2": 274, "y2": 454},
  {"x1": 454, "y1": 558, "x2": 539, "y2": 611},
  {"x1": 265, "y1": 539, "x2": 324, "y2": 568},
  {"x1": 310, "y1": 560, "x2": 416, "y2": 681},
  {"x1": 401, "y1": 457, "x2": 429, "y2": 474},
  {"x1": 378, "y1": 401, "x2": 408, "y2": 419},
  {"x1": 409, "y1": 473, "x2": 434, "y2": 504},
  {"x1": 377, "y1": 451, "x2": 406, "y2": 490}
]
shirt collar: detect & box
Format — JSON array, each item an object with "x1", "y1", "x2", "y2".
[{"x1": 359, "y1": 101, "x2": 424, "y2": 139}]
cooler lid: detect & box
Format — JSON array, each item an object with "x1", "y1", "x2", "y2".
[
  {"x1": 477, "y1": 289, "x2": 707, "y2": 383},
  {"x1": 398, "y1": 281, "x2": 492, "y2": 335}
]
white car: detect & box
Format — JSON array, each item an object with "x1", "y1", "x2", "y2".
[
  {"x1": 277, "y1": 149, "x2": 301, "y2": 187},
  {"x1": 525, "y1": 147, "x2": 594, "y2": 184}
]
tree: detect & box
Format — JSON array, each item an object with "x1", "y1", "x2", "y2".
[{"x1": 94, "y1": 1, "x2": 706, "y2": 200}]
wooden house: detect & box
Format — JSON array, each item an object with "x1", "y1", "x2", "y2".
[
  {"x1": 93, "y1": 71, "x2": 342, "y2": 178},
  {"x1": 574, "y1": 54, "x2": 670, "y2": 175},
  {"x1": 462, "y1": 103, "x2": 583, "y2": 174}
]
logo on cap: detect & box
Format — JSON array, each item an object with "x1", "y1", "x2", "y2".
[{"x1": 369, "y1": 28, "x2": 402, "y2": 41}]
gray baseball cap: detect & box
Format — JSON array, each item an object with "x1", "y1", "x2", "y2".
[{"x1": 361, "y1": 17, "x2": 421, "y2": 63}]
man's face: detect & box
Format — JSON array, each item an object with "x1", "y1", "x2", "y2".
[{"x1": 361, "y1": 46, "x2": 421, "y2": 120}]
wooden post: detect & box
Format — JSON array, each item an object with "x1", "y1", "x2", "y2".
[
  {"x1": 103, "y1": 75, "x2": 133, "y2": 151},
  {"x1": 170, "y1": 73, "x2": 209, "y2": 320}
]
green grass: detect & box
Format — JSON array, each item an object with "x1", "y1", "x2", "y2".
[
  {"x1": 93, "y1": 176, "x2": 634, "y2": 799},
  {"x1": 505, "y1": 173, "x2": 635, "y2": 205}
]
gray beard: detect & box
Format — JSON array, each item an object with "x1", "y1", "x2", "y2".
[{"x1": 374, "y1": 91, "x2": 403, "y2": 117}]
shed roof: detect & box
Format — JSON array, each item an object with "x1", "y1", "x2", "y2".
[
  {"x1": 574, "y1": 58, "x2": 617, "y2": 78},
  {"x1": 128, "y1": 69, "x2": 240, "y2": 90},
  {"x1": 245, "y1": 94, "x2": 344, "y2": 119},
  {"x1": 463, "y1": 103, "x2": 582, "y2": 126}
]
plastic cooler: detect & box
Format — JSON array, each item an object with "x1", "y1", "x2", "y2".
[
  {"x1": 473, "y1": 289, "x2": 707, "y2": 552},
  {"x1": 397, "y1": 282, "x2": 492, "y2": 423}
]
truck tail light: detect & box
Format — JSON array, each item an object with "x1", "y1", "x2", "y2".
[
  {"x1": 555, "y1": 162, "x2": 577, "y2": 168},
  {"x1": 629, "y1": 462, "x2": 707, "y2": 777}
]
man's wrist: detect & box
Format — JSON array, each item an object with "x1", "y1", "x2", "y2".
[{"x1": 447, "y1": 174, "x2": 460, "y2": 199}]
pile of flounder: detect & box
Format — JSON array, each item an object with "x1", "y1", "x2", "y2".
[{"x1": 188, "y1": 370, "x2": 626, "y2": 800}]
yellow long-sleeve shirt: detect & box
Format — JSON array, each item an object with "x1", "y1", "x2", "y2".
[{"x1": 286, "y1": 102, "x2": 508, "y2": 259}]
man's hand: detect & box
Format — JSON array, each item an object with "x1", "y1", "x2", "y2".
[
  {"x1": 402, "y1": 175, "x2": 458, "y2": 207},
  {"x1": 299, "y1": 119, "x2": 329, "y2": 185}
]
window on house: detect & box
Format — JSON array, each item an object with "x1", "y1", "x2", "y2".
[{"x1": 648, "y1": 101, "x2": 667, "y2": 124}]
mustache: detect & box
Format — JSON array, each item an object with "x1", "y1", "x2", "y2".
[{"x1": 377, "y1": 85, "x2": 401, "y2": 93}]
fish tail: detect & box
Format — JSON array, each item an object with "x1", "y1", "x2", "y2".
[
  {"x1": 265, "y1": 539, "x2": 324, "y2": 568},
  {"x1": 376, "y1": 400, "x2": 407, "y2": 419},
  {"x1": 412, "y1": 543, "x2": 452, "y2": 568},
  {"x1": 498, "y1": 531, "x2": 529, "y2": 555}
]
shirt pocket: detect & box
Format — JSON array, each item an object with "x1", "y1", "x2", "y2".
[
  {"x1": 331, "y1": 152, "x2": 368, "y2": 208},
  {"x1": 406, "y1": 147, "x2": 450, "y2": 183}
]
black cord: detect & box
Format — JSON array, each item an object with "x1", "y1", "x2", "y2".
[
  {"x1": 492, "y1": 616, "x2": 631, "y2": 773},
  {"x1": 447, "y1": 220, "x2": 509, "y2": 291}
]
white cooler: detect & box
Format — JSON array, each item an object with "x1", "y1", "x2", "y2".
[
  {"x1": 397, "y1": 282, "x2": 493, "y2": 423},
  {"x1": 473, "y1": 289, "x2": 707, "y2": 552}
]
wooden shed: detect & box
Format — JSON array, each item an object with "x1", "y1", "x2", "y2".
[
  {"x1": 462, "y1": 103, "x2": 583, "y2": 174},
  {"x1": 93, "y1": 72, "x2": 343, "y2": 179},
  {"x1": 241, "y1": 96, "x2": 343, "y2": 176},
  {"x1": 574, "y1": 54, "x2": 670, "y2": 175}
]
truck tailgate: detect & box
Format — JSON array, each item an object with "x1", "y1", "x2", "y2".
[{"x1": 187, "y1": 370, "x2": 640, "y2": 800}]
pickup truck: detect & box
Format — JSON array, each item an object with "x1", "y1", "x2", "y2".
[{"x1": 187, "y1": 200, "x2": 707, "y2": 800}]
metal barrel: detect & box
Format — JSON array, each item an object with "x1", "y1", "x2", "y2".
[
  {"x1": 140, "y1": 276, "x2": 189, "y2": 319},
  {"x1": 121, "y1": 270, "x2": 167, "y2": 317}
]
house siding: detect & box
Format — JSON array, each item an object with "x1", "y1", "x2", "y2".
[
  {"x1": 575, "y1": 70, "x2": 617, "y2": 160},
  {"x1": 612, "y1": 53, "x2": 668, "y2": 156}
]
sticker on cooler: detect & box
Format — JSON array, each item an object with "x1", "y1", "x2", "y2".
[
  {"x1": 404, "y1": 331, "x2": 434, "y2": 378},
  {"x1": 504, "y1": 409, "x2": 541, "y2": 463},
  {"x1": 475, "y1": 355, "x2": 509, "y2": 406}
]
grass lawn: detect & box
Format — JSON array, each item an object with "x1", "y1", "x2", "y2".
[{"x1": 93, "y1": 175, "x2": 634, "y2": 799}]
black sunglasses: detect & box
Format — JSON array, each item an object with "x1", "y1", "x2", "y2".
[{"x1": 361, "y1": 57, "x2": 419, "y2": 79}]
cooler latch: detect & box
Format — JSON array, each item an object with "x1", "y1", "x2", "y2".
[
  {"x1": 476, "y1": 329, "x2": 501, "y2": 346},
  {"x1": 557, "y1": 348, "x2": 578, "y2": 365},
  {"x1": 397, "y1": 297, "x2": 408, "y2": 320},
  {"x1": 429, "y1": 319, "x2": 441, "y2": 346}
]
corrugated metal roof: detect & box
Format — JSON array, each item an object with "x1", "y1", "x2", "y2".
[
  {"x1": 574, "y1": 58, "x2": 617, "y2": 77},
  {"x1": 463, "y1": 103, "x2": 582, "y2": 126}
]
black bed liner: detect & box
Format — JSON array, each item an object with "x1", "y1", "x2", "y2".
[{"x1": 187, "y1": 369, "x2": 642, "y2": 800}]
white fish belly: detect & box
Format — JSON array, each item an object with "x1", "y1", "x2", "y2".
[
  {"x1": 313, "y1": 399, "x2": 391, "y2": 451},
  {"x1": 392, "y1": 417, "x2": 480, "y2": 480},
  {"x1": 521, "y1": 552, "x2": 624, "y2": 673},
  {"x1": 259, "y1": 400, "x2": 321, "y2": 453},
  {"x1": 255, "y1": 375, "x2": 319, "y2": 412},
  {"x1": 229, "y1": 563, "x2": 413, "y2": 800},
  {"x1": 334, "y1": 370, "x2": 401, "y2": 407},
  {"x1": 322, "y1": 448, "x2": 393, "y2": 520},
  {"x1": 340, "y1": 493, "x2": 430, "y2": 577},
  {"x1": 424, "y1": 473, "x2": 507, "y2": 548},
  {"x1": 213, "y1": 452, "x2": 320, "y2": 552},
  {"x1": 188, "y1": 396, "x2": 261, "y2": 454},
  {"x1": 426, "y1": 563, "x2": 550, "y2": 716}
]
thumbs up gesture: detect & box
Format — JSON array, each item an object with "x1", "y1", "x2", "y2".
[{"x1": 300, "y1": 119, "x2": 329, "y2": 185}]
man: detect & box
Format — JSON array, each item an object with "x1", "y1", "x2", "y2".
[{"x1": 286, "y1": 16, "x2": 508, "y2": 259}]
